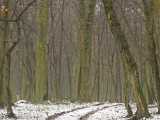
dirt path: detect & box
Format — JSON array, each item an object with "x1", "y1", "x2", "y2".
[{"x1": 46, "y1": 103, "x2": 105, "y2": 120}]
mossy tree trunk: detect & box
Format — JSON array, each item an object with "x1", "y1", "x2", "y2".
[
  {"x1": 0, "y1": 0, "x2": 11, "y2": 108},
  {"x1": 35, "y1": 0, "x2": 49, "y2": 101},
  {"x1": 102, "y1": 0, "x2": 150, "y2": 118},
  {"x1": 143, "y1": 0, "x2": 160, "y2": 113},
  {"x1": 4, "y1": 53, "x2": 15, "y2": 118},
  {"x1": 0, "y1": 0, "x2": 10, "y2": 111},
  {"x1": 77, "y1": 0, "x2": 96, "y2": 102},
  {"x1": 2, "y1": 0, "x2": 16, "y2": 117}
]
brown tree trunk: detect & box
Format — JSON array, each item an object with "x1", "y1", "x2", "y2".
[
  {"x1": 78, "y1": 0, "x2": 96, "y2": 101},
  {"x1": 143, "y1": 0, "x2": 160, "y2": 113},
  {"x1": 102, "y1": 0, "x2": 150, "y2": 118},
  {"x1": 0, "y1": 30, "x2": 5, "y2": 108},
  {"x1": 123, "y1": 63, "x2": 133, "y2": 117},
  {"x1": 5, "y1": 54, "x2": 15, "y2": 118}
]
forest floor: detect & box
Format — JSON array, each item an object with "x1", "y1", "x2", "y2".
[{"x1": 0, "y1": 100, "x2": 160, "y2": 120}]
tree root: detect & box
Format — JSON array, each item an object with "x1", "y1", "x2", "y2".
[{"x1": 6, "y1": 112, "x2": 16, "y2": 119}]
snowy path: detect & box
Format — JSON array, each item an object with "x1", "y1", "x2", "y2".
[
  {"x1": 1, "y1": 100, "x2": 160, "y2": 120},
  {"x1": 79, "y1": 103, "x2": 123, "y2": 120},
  {"x1": 50, "y1": 103, "x2": 121, "y2": 120},
  {"x1": 87, "y1": 103, "x2": 127, "y2": 120},
  {"x1": 47, "y1": 103, "x2": 104, "y2": 120},
  {"x1": 0, "y1": 100, "x2": 95, "y2": 120}
]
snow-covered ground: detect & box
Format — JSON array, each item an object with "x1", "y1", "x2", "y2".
[
  {"x1": 0, "y1": 100, "x2": 160, "y2": 120},
  {"x1": 0, "y1": 100, "x2": 94, "y2": 120}
]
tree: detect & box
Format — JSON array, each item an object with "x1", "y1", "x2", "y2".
[
  {"x1": 102, "y1": 0, "x2": 150, "y2": 118},
  {"x1": 1, "y1": 0, "x2": 15, "y2": 117},
  {"x1": 35, "y1": 0, "x2": 49, "y2": 101},
  {"x1": 77, "y1": 0, "x2": 96, "y2": 101},
  {"x1": 143, "y1": 0, "x2": 160, "y2": 113},
  {"x1": 0, "y1": 20, "x2": 5, "y2": 108},
  {"x1": 123, "y1": 63, "x2": 133, "y2": 117},
  {"x1": 0, "y1": 0, "x2": 35, "y2": 117}
]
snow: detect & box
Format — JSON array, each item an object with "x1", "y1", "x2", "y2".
[
  {"x1": 0, "y1": 100, "x2": 94, "y2": 120},
  {"x1": 56, "y1": 103, "x2": 116, "y2": 120},
  {"x1": 0, "y1": 100, "x2": 160, "y2": 120},
  {"x1": 88, "y1": 104, "x2": 127, "y2": 120}
]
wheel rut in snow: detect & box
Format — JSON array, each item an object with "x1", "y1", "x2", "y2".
[
  {"x1": 79, "y1": 103, "x2": 123, "y2": 120},
  {"x1": 46, "y1": 102, "x2": 105, "y2": 120}
]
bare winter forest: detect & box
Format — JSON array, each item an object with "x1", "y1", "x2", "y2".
[{"x1": 0, "y1": 0, "x2": 160, "y2": 120}]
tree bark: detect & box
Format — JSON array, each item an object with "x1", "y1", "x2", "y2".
[
  {"x1": 78, "y1": 0, "x2": 96, "y2": 101},
  {"x1": 5, "y1": 54, "x2": 15, "y2": 118},
  {"x1": 102, "y1": 0, "x2": 150, "y2": 118},
  {"x1": 143, "y1": 0, "x2": 160, "y2": 113},
  {"x1": 2, "y1": 0, "x2": 15, "y2": 117},
  {"x1": 35, "y1": 0, "x2": 49, "y2": 101},
  {"x1": 123, "y1": 62, "x2": 133, "y2": 117},
  {"x1": 0, "y1": 26, "x2": 5, "y2": 108}
]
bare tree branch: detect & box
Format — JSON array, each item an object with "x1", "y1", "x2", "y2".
[
  {"x1": 7, "y1": 21, "x2": 21, "y2": 55},
  {"x1": 0, "y1": 0, "x2": 36, "y2": 22},
  {"x1": 15, "y1": 0, "x2": 36, "y2": 22}
]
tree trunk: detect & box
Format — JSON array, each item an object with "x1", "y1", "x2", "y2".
[
  {"x1": 4, "y1": 54, "x2": 15, "y2": 118},
  {"x1": 143, "y1": 0, "x2": 160, "y2": 113},
  {"x1": 123, "y1": 63, "x2": 133, "y2": 117},
  {"x1": 3, "y1": 0, "x2": 15, "y2": 117},
  {"x1": 102, "y1": 0, "x2": 150, "y2": 118},
  {"x1": 35, "y1": 0, "x2": 49, "y2": 101},
  {"x1": 0, "y1": 27, "x2": 5, "y2": 108},
  {"x1": 77, "y1": 0, "x2": 96, "y2": 101}
]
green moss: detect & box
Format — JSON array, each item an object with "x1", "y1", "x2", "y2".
[
  {"x1": 35, "y1": 0, "x2": 49, "y2": 102},
  {"x1": 153, "y1": 0, "x2": 160, "y2": 12}
]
